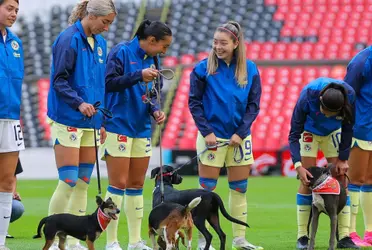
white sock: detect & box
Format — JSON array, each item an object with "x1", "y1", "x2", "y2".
[{"x1": 0, "y1": 192, "x2": 12, "y2": 246}]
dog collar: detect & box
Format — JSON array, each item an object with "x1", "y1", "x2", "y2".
[
  {"x1": 97, "y1": 208, "x2": 111, "y2": 231},
  {"x1": 312, "y1": 176, "x2": 340, "y2": 195}
]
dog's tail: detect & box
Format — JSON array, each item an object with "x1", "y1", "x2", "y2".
[
  {"x1": 33, "y1": 217, "x2": 47, "y2": 239},
  {"x1": 183, "y1": 196, "x2": 202, "y2": 214},
  {"x1": 213, "y1": 193, "x2": 250, "y2": 228}
]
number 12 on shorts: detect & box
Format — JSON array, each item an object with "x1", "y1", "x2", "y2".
[{"x1": 13, "y1": 124, "x2": 23, "y2": 145}]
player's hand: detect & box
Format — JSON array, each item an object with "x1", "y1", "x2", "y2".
[
  {"x1": 100, "y1": 127, "x2": 107, "y2": 144},
  {"x1": 229, "y1": 134, "x2": 242, "y2": 147},
  {"x1": 78, "y1": 102, "x2": 96, "y2": 117},
  {"x1": 296, "y1": 166, "x2": 313, "y2": 186},
  {"x1": 335, "y1": 159, "x2": 349, "y2": 176},
  {"x1": 153, "y1": 111, "x2": 166, "y2": 124},
  {"x1": 13, "y1": 192, "x2": 21, "y2": 201},
  {"x1": 142, "y1": 68, "x2": 159, "y2": 83},
  {"x1": 205, "y1": 133, "x2": 217, "y2": 147}
]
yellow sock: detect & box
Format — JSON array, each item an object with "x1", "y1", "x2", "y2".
[
  {"x1": 124, "y1": 189, "x2": 143, "y2": 244},
  {"x1": 296, "y1": 193, "x2": 312, "y2": 239},
  {"x1": 66, "y1": 179, "x2": 89, "y2": 246},
  {"x1": 229, "y1": 189, "x2": 247, "y2": 238},
  {"x1": 48, "y1": 180, "x2": 74, "y2": 215},
  {"x1": 338, "y1": 196, "x2": 351, "y2": 239},
  {"x1": 105, "y1": 186, "x2": 125, "y2": 245},
  {"x1": 348, "y1": 184, "x2": 361, "y2": 233},
  {"x1": 360, "y1": 185, "x2": 372, "y2": 231}
]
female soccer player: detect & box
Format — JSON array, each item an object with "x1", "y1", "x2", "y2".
[
  {"x1": 344, "y1": 46, "x2": 372, "y2": 247},
  {"x1": 46, "y1": 1, "x2": 116, "y2": 249},
  {"x1": 102, "y1": 19, "x2": 172, "y2": 250},
  {"x1": 288, "y1": 77, "x2": 358, "y2": 249},
  {"x1": 0, "y1": 1, "x2": 23, "y2": 249},
  {"x1": 189, "y1": 21, "x2": 263, "y2": 250}
]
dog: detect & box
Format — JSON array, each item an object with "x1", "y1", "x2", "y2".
[
  {"x1": 149, "y1": 197, "x2": 202, "y2": 250},
  {"x1": 33, "y1": 196, "x2": 120, "y2": 250},
  {"x1": 151, "y1": 165, "x2": 250, "y2": 250},
  {"x1": 306, "y1": 164, "x2": 347, "y2": 250}
]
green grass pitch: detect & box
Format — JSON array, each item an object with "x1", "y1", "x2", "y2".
[{"x1": 7, "y1": 176, "x2": 371, "y2": 249}]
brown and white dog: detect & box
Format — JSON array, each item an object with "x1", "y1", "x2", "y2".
[{"x1": 148, "y1": 197, "x2": 202, "y2": 250}]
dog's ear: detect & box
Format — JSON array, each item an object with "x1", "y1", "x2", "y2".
[
  {"x1": 106, "y1": 197, "x2": 113, "y2": 202},
  {"x1": 96, "y1": 196, "x2": 104, "y2": 206},
  {"x1": 151, "y1": 167, "x2": 160, "y2": 179}
]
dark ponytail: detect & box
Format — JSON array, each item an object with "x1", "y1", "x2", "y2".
[
  {"x1": 134, "y1": 19, "x2": 172, "y2": 41},
  {"x1": 320, "y1": 83, "x2": 353, "y2": 124}
]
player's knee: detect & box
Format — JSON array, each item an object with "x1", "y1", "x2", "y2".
[
  {"x1": 78, "y1": 163, "x2": 95, "y2": 184},
  {"x1": 199, "y1": 177, "x2": 217, "y2": 191},
  {"x1": 58, "y1": 166, "x2": 79, "y2": 187},
  {"x1": 229, "y1": 179, "x2": 247, "y2": 194}
]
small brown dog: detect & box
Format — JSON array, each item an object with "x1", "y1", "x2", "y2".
[{"x1": 148, "y1": 197, "x2": 201, "y2": 250}]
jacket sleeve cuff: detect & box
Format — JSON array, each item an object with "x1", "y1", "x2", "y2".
[
  {"x1": 72, "y1": 98, "x2": 84, "y2": 111},
  {"x1": 338, "y1": 150, "x2": 350, "y2": 161},
  {"x1": 200, "y1": 129, "x2": 214, "y2": 138}
]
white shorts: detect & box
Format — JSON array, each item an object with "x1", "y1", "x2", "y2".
[{"x1": 0, "y1": 120, "x2": 25, "y2": 153}]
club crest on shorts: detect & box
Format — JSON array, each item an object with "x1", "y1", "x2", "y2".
[
  {"x1": 69, "y1": 133, "x2": 77, "y2": 141},
  {"x1": 118, "y1": 143, "x2": 126, "y2": 152},
  {"x1": 97, "y1": 47, "x2": 103, "y2": 57},
  {"x1": 304, "y1": 144, "x2": 312, "y2": 151},
  {"x1": 368, "y1": 141, "x2": 372, "y2": 145},
  {"x1": 11, "y1": 40, "x2": 19, "y2": 51},
  {"x1": 207, "y1": 153, "x2": 215, "y2": 161}
]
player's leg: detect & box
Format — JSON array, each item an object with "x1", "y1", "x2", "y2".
[
  {"x1": 66, "y1": 129, "x2": 99, "y2": 249},
  {"x1": 125, "y1": 138, "x2": 152, "y2": 250},
  {"x1": 361, "y1": 150, "x2": 372, "y2": 245},
  {"x1": 296, "y1": 132, "x2": 319, "y2": 250},
  {"x1": 348, "y1": 140, "x2": 370, "y2": 246},
  {"x1": 196, "y1": 132, "x2": 225, "y2": 250},
  {"x1": 47, "y1": 122, "x2": 81, "y2": 249},
  {"x1": 0, "y1": 120, "x2": 24, "y2": 247},
  {"x1": 103, "y1": 132, "x2": 131, "y2": 250},
  {"x1": 226, "y1": 135, "x2": 263, "y2": 250},
  {"x1": 321, "y1": 130, "x2": 359, "y2": 249}
]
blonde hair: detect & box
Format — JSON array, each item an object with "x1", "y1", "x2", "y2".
[
  {"x1": 207, "y1": 21, "x2": 247, "y2": 86},
  {"x1": 68, "y1": 0, "x2": 117, "y2": 25}
]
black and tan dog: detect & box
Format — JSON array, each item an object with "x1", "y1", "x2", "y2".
[
  {"x1": 149, "y1": 197, "x2": 202, "y2": 250},
  {"x1": 306, "y1": 165, "x2": 347, "y2": 250},
  {"x1": 33, "y1": 196, "x2": 120, "y2": 250},
  {"x1": 151, "y1": 165, "x2": 250, "y2": 250}
]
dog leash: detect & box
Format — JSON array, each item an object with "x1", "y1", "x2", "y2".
[
  {"x1": 142, "y1": 58, "x2": 176, "y2": 203},
  {"x1": 88, "y1": 101, "x2": 113, "y2": 195}
]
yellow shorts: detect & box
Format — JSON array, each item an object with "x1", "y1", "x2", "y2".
[
  {"x1": 300, "y1": 129, "x2": 341, "y2": 158},
  {"x1": 196, "y1": 132, "x2": 254, "y2": 168},
  {"x1": 100, "y1": 132, "x2": 152, "y2": 159},
  {"x1": 49, "y1": 119, "x2": 100, "y2": 148},
  {"x1": 352, "y1": 138, "x2": 372, "y2": 151}
]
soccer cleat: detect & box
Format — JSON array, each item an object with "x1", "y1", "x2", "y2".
[
  {"x1": 337, "y1": 236, "x2": 360, "y2": 249},
  {"x1": 128, "y1": 240, "x2": 152, "y2": 250},
  {"x1": 363, "y1": 231, "x2": 372, "y2": 245},
  {"x1": 67, "y1": 242, "x2": 88, "y2": 250},
  {"x1": 198, "y1": 238, "x2": 216, "y2": 250},
  {"x1": 232, "y1": 237, "x2": 264, "y2": 250},
  {"x1": 296, "y1": 236, "x2": 309, "y2": 250},
  {"x1": 350, "y1": 232, "x2": 371, "y2": 247},
  {"x1": 0, "y1": 246, "x2": 10, "y2": 250},
  {"x1": 106, "y1": 242, "x2": 123, "y2": 250}
]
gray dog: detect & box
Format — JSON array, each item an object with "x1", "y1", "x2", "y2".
[{"x1": 306, "y1": 165, "x2": 347, "y2": 250}]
